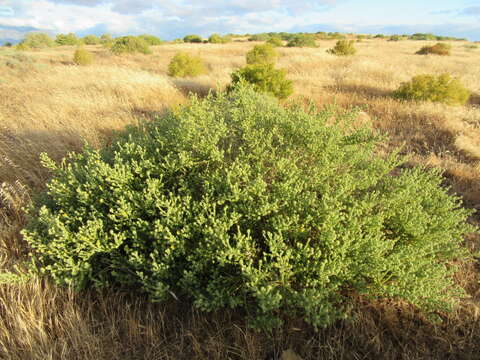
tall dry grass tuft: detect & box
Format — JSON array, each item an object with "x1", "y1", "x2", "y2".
[{"x1": 0, "y1": 40, "x2": 479, "y2": 358}]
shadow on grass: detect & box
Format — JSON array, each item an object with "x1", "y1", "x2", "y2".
[
  {"x1": 171, "y1": 78, "x2": 215, "y2": 98},
  {"x1": 468, "y1": 93, "x2": 480, "y2": 107},
  {"x1": 328, "y1": 83, "x2": 392, "y2": 99}
]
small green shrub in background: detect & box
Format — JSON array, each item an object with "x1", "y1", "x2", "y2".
[
  {"x1": 463, "y1": 44, "x2": 478, "y2": 50},
  {"x1": 389, "y1": 35, "x2": 402, "y2": 41},
  {"x1": 23, "y1": 83, "x2": 474, "y2": 330},
  {"x1": 327, "y1": 40, "x2": 357, "y2": 56},
  {"x1": 111, "y1": 36, "x2": 152, "y2": 55},
  {"x1": 183, "y1": 34, "x2": 203, "y2": 43},
  {"x1": 266, "y1": 36, "x2": 283, "y2": 47},
  {"x1": 138, "y1": 34, "x2": 163, "y2": 46},
  {"x1": 286, "y1": 35, "x2": 317, "y2": 47},
  {"x1": 393, "y1": 73, "x2": 470, "y2": 105},
  {"x1": 208, "y1": 33, "x2": 230, "y2": 44},
  {"x1": 73, "y1": 47, "x2": 94, "y2": 66},
  {"x1": 230, "y1": 63, "x2": 292, "y2": 99},
  {"x1": 415, "y1": 42, "x2": 451, "y2": 55},
  {"x1": 100, "y1": 34, "x2": 114, "y2": 47},
  {"x1": 16, "y1": 32, "x2": 55, "y2": 50},
  {"x1": 4, "y1": 42, "x2": 13, "y2": 47},
  {"x1": 248, "y1": 33, "x2": 270, "y2": 42},
  {"x1": 82, "y1": 35, "x2": 100, "y2": 45},
  {"x1": 246, "y1": 44, "x2": 278, "y2": 65},
  {"x1": 168, "y1": 52, "x2": 206, "y2": 77},
  {"x1": 55, "y1": 33, "x2": 81, "y2": 46}
]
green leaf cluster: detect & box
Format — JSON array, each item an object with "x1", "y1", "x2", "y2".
[
  {"x1": 327, "y1": 40, "x2": 357, "y2": 56},
  {"x1": 16, "y1": 33, "x2": 55, "y2": 50},
  {"x1": 246, "y1": 44, "x2": 278, "y2": 65},
  {"x1": 73, "y1": 47, "x2": 94, "y2": 66},
  {"x1": 286, "y1": 35, "x2": 317, "y2": 48},
  {"x1": 167, "y1": 52, "x2": 207, "y2": 78},
  {"x1": 393, "y1": 74, "x2": 470, "y2": 105},
  {"x1": 111, "y1": 36, "x2": 152, "y2": 55},
  {"x1": 55, "y1": 33, "x2": 81, "y2": 46},
  {"x1": 24, "y1": 84, "x2": 474, "y2": 329}
]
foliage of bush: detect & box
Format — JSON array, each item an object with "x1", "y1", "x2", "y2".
[
  {"x1": 16, "y1": 32, "x2": 55, "y2": 50},
  {"x1": 167, "y1": 52, "x2": 206, "y2": 77},
  {"x1": 327, "y1": 40, "x2": 357, "y2": 56},
  {"x1": 286, "y1": 35, "x2": 317, "y2": 47},
  {"x1": 55, "y1": 33, "x2": 81, "y2": 46},
  {"x1": 23, "y1": 83, "x2": 473, "y2": 330},
  {"x1": 82, "y1": 35, "x2": 100, "y2": 45},
  {"x1": 100, "y1": 34, "x2": 113, "y2": 46},
  {"x1": 246, "y1": 44, "x2": 278, "y2": 65},
  {"x1": 393, "y1": 74, "x2": 470, "y2": 105},
  {"x1": 4, "y1": 42, "x2": 12, "y2": 47},
  {"x1": 138, "y1": 34, "x2": 163, "y2": 45},
  {"x1": 183, "y1": 34, "x2": 203, "y2": 43},
  {"x1": 415, "y1": 43, "x2": 451, "y2": 56},
  {"x1": 73, "y1": 47, "x2": 94, "y2": 66},
  {"x1": 208, "y1": 33, "x2": 230, "y2": 44},
  {"x1": 389, "y1": 35, "x2": 403, "y2": 41},
  {"x1": 230, "y1": 64, "x2": 292, "y2": 99},
  {"x1": 111, "y1": 36, "x2": 152, "y2": 55},
  {"x1": 266, "y1": 36, "x2": 283, "y2": 47},
  {"x1": 248, "y1": 33, "x2": 270, "y2": 42}
]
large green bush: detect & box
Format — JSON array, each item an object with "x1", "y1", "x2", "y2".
[
  {"x1": 24, "y1": 84, "x2": 473, "y2": 329},
  {"x1": 82, "y1": 35, "x2": 100, "y2": 45},
  {"x1": 17, "y1": 32, "x2": 55, "y2": 50},
  {"x1": 393, "y1": 74, "x2": 470, "y2": 105},
  {"x1": 167, "y1": 52, "x2": 206, "y2": 77},
  {"x1": 246, "y1": 44, "x2": 278, "y2": 65},
  {"x1": 415, "y1": 43, "x2": 451, "y2": 56},
  {"x1": 286, "y1": 35, "x2": 317, "y2": 47},
  {"x1": 183, "y1": 34, "x2": 203, "y2": 43},
  {"x1": 111, "y1": 36, "x2": 152, "y2": 55},
  {"x1": 208, "y1": 33, "x2": 230, "y2": 44},
  {"x1": 266, "y1": 36, "x2": 283, "y2": 47},
  {"x1": 55, "y1": 33, "x2": 81, "y2": 46},
  {"x1": 327, "y1": 40, "x2": 357, "y2": 56},
  {"x1": 230, "y1": 64, "x2": 293, "y2": 99},
  {"x1": 138, "y1": 34, "x2": 163, "y2": 46}
]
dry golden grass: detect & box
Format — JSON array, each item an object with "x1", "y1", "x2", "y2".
[{"x1": 0, "y1": 39, "x2": 480, "y2": 359}]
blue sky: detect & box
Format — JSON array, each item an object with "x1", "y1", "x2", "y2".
[{"x1": 0, "y1": 0, "x2": 479, "y2": 42}]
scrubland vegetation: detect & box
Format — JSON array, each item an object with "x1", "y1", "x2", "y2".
[{"x1": 1, "y1": 32, "x2": 480, "y2": 359}]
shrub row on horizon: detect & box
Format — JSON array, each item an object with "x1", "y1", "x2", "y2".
[{"x1": 7, "y1": 30, "x2": 472, "y2": 49}]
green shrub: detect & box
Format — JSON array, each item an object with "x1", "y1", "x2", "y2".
[
  {"x1": 286, "y1": 35, "x2": 317, "y2": 47},
  {"x1": 208, "y1": 33, "x2": 230, "y2": 44},
  {"x1": 17, "y1": 32, "x2": 55, "y2": 50},
  {"x1": 231, "y1": 64, "x2": 292, "y2": 99},
  {"x1": 55, "y1": 33, "x2": 81, "y2": 46},
  {"x1": 415, "y1": 43, "x2": 451, "y2": 55},
  {"x1": 73, "y1": 47, "x2": 94, "y2": 66},
  {"x1": 327, "y1": 40, "x2": 357, "y2": 56},
  {"x1": 82, "y1": 35, "x2": 100, "y2": 45},
  {"x1": 23, "y1": 83, "x2": 474, "y2": 330},
  {"x1": 100, "y1": 34, "x2": 113, "y2": 46},
  {"x1": 389, "y1": 35, "x2": 402, "y2": 41},
  {"x1": 168, "y1": 52, "x2": 206, "y2": 77},
  {"x1": 138, "y1": 34, "x2": 163, "y2": 45},
  {"x1": 183, "y1": 34, "x2": 203, "y2": 43},
  {"x1": 246, "y1": 44, "x2": 278, "y2": 65},
  {"x1": 111, "y1": 36, "x2": 152, "y2": 55},
  {"x1": 266, "y1": 37, "x2": 283, "y2": 47},
  {"x1": 393, "y1": 74, "x2": 470, "y2": 105},
  {"x1": 4, "y1": 42, "x2": 13, "y2": 47},
  {"x1": 248, "y1": 33, "x2": 270, "y2": 42}
]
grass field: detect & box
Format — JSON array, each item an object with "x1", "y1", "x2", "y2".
[{"x1": 0, "y1": 38, "x2": 479, "y2": 359}]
